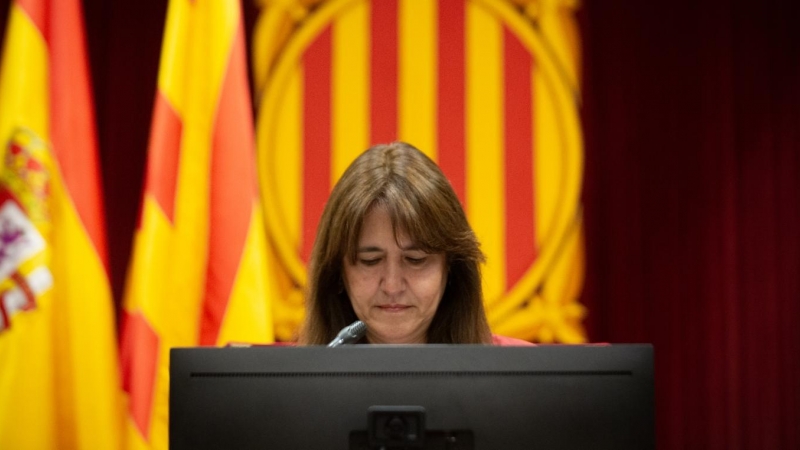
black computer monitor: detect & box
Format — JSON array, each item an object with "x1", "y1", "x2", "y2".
[{"x1": 169, "y1": 344, "x2": 653, "y2": 449}]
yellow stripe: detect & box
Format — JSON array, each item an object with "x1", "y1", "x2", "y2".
[
  {"x1": 398, "y1": 0, "x2": 437, "y2": 159},
  {"x1": 148, "y1": 334, "x2": 171, "y2": 449},
  {"x1": 217, "y1": 204, "x2": 274, "y2": 345},
  {"x1": 0, "y1": 5, "x2": 50, "y2": 143},
  {"x1": 138, "y1": 208, "x2": 201, "y2": 342},
  {"x1": 123, "y1": 196, "x2": 172, "y2": 314},
  {"x1": 156, "y1": 0, "x2": 189, "y2": 113},
  {"x1": 176, "y1": 1, "x2": 237, "y2": 125},
  {"x1": 466, "y1": 2, "x2": 506, "y2": 305},
  {"x1": 274, "y1": 65, "x2": 303, "y2": 246},
  {"x1": 332, "y1": 0, "x2": 369, "y2": 183},
  {"x1": 161, "y1": 0, "x2": 238, "y2": 120},
  {"x1": 49, "y1": 170, "x2": 123, "y2": 447},
  {"x1": 125, "y1": 195, "x2": 197, "y2": 346}
]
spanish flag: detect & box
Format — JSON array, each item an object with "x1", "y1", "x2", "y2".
[
  {"x1": 120, "y1": 1, "x2": 274, "y2": 448},
  {"x1": 0, "y1": 0, "x2": 123, "y2": 448}
]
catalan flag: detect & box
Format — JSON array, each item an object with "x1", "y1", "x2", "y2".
[
  {"x1": 120, "y1": 0, "x2": 274, "y2": 448},
  {"x1": 0, "y1": 0, "x2": 123, "y2": 448},
  {"x1": 253, "y1": 0, "x2": 586, "y2": 343}
]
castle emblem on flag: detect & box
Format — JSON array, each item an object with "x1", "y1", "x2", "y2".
[{"x1": 0, "y1": 128, "x2": 54, "y2": 332}]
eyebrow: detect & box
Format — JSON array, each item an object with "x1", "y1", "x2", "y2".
[
  {"x1": 356, "y1": 244, "x2": 423, "y2": 253},
  {"x1": 356, "y1": 246, "x2": 383, "y2": 253}
]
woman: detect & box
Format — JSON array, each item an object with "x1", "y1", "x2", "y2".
[{"x1": 298, "y1": 142, "x2": 528, "y2": 346}]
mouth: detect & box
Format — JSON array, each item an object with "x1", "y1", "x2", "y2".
[{"x1": 376, "y1": 304, "x2": 412, "y2": 313}]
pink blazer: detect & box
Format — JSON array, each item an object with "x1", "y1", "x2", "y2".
[{"x1": 491, "y1": 334, "x2": 536, "y2": 346}]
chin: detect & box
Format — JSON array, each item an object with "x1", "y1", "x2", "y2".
[{"x1": 369, "y1": 328, "x2": 424, "y2": 345}]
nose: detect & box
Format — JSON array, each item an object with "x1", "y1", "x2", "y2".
[{"x1": 381, "y1": 260, "x2": 405, "y2": 295}]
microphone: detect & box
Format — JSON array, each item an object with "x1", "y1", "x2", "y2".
[{"x1": 328, "y1": 320, "x2": 367, "y2": 347}]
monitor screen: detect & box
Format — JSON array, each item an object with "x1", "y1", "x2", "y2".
[{"x1": 169, "y1": 344, "x2": 653, "y2": 449}]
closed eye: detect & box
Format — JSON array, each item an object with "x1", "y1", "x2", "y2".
[
  {"x1": 359, "y1": 258, "x2": 381, "y2": 266},
  {"x1": 405, "y1": 256, "x2": 427, "y2": 266}
]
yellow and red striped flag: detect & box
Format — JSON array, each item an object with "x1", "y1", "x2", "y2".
[
  {"x1": 253, "y1": 0, "x2": 586, "y2": 343},
  {"x1": 0, "y1": 0, "x2": 123, "y2": 448},
  {"x1": 120, "y1": 0, "x2": 274, "y2": 448}
]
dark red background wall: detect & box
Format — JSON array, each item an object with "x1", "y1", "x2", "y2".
[
  {"x1": 1, "y1": 1, "x2": 798, "y2": 448},
  {"x1": 580, "y1": 1, "x2": 799, "y2": 448}
]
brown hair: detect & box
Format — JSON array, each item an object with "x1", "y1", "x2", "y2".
[{"x1": 297, "y1": 142, "x2": 492, "y2": 345}]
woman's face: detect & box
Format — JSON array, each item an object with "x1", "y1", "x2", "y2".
[{"x1": 342, "y1": 205, "x2": 447, "y2": 344}]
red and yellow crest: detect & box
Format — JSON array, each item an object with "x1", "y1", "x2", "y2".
[
  {"x1": 254, "y1": 0, "x2": 585, "y2": 342},
  {"x1": 0, "y1": 128, "x2": 53, "y2": 331}
]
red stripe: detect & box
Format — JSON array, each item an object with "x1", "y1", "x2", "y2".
[
  {"x1": 199, "y1": 16, "x2": 254, "y2": 346},
  {"x1": 40, "y1": 0, "x2": 110, "y2": 268},
  {"x1": 120, "y1": 311, "x2": 160, "y2": 440},
  {"x1": 143, "y1": 92, "x2": 182, "y2": 224},
  {"x1": 437, "y1": 0, "x2": 466, "y2": 205},
  {"x1": 370, "y1": 0, "x2": 398, "y2": 144},
  {"x1": 503, "y1": 27, "x2": 536, "y2": 289},
  {"x1": 302, "y1": 27, "x2": 332, "y2": 263}
]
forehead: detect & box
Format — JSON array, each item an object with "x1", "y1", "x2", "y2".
[{"x1": 356, "y1": 205, "x2": 413, "y2": 247}]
